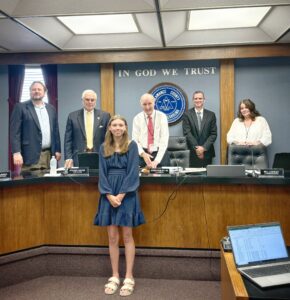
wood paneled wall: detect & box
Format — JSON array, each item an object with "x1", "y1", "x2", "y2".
[
  {"x1": 220, "y1": 59, "x2": 235, "y2": 164},
  {"x1": 1, "y1": 182, "x2": 290, "y2": 254},
  {"x1": 100, "y1": 63, "x2": 114, "y2": 116},
  {"x1": 1, "y1": 44, "x2": 290, "y2": 65},
  {"x1": 1, "y1": 44, "x2": 289, "y2": 162}
]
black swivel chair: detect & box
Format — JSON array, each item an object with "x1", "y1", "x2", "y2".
[
  {"x1": 167, "y1": 136, "x2": 190, "y2": 168},
  {"x1": 227, "y1": 144, "x2": 269, "y2": 169},
  {"x1": 272, "y1": 153, "x2": 290, "y2": 170}
]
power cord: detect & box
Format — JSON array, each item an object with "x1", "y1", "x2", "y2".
[{"x1": 146, "y1": 174, "x2": 188, "y2": 223}]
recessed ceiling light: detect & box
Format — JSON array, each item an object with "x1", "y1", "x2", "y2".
[
  {"x1": 57, "y1": 14, "x2": 138, "y2": 34},
  {"x1": 188, "y1": 7, "x2": 271, "y2": 30}
]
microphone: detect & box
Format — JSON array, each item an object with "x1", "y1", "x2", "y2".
[
  {"x1": 249, "y1": 145, "x2": 258, "y2": 177},
  {"x1": 170, "y1": 150, "x2": 183, "y2": 176}
]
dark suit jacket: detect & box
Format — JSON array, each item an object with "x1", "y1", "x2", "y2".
[
  {"x1": 182, "y1": 108, "x2": 217, "y2": 167},
  {"x1": 64, "y1": 108, "x2": 110, "y2": 165},
  {"x1": 10, "y1": 100, "x2": 61, "y2": 165}
]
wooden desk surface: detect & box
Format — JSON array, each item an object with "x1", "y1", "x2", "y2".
[{"x1": 221, "y1": 247, "x2": 248, "y2": 300}]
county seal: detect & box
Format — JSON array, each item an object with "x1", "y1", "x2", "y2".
[{"x1": 150, "y1": 83, "x2": 187, "y2": 125}]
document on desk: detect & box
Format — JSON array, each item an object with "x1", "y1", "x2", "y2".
[{"x1": 180, "y1": 168, "x2": 206, "y2": 174}]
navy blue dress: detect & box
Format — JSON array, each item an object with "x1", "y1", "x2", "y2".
[{"x1": 94, "y1": 141, "x2": 145, "y2": 227}]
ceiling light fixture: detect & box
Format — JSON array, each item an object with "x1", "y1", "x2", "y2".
[
  {"x1": 188, "y1": 6, "x2": 271, "y2": 30},
  {"x1": 58, "y1": 14, "x2": 138, "y2": 34}
]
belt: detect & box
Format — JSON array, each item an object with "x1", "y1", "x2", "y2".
[
  {"x1": 30, "y1": 167, "x2": 47, "y2": 171},
  {"x1": 108, "y1": 169, "x2": 126, "y2": 175},
  {"x1": 41, "y1": 148, "x2": 51, "y2": 152},
  {"x1": 85, "y1": 148, "x2": 94, "y2": 153}
]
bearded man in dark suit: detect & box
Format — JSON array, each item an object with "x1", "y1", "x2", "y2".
[
  {"x1": 183, "y1": 91, "x2": 217, "y2": 167},
  {"x1": 10, "y1": 81, "x2": 61, "y2": 171}
]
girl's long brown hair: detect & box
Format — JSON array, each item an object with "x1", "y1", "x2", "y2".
[{"x1": 103, "y1": 115, "x2": 129, "y2": 157}]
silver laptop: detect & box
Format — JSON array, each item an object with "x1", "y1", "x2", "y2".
[
  {"x1": 206, "y1": 164, "x2": 245, "y2": 177},
  {"x1": 228, "y1": 222, "x2": 290, "y2": 288}
]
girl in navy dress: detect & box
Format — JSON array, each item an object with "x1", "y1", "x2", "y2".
[{"x1": 94, "y1": 115, "x2": 145, "y2": 296}]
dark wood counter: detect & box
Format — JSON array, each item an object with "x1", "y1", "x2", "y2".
[{"x1": 1, "y1": 173, "x2": 290, "y2": 254}]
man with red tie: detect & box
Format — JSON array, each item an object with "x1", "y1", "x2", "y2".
[{"x1": 132, "y1": 93, "x2": 169, "y2": 168}]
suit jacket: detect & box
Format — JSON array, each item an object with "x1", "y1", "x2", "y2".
[
  {"x1": 64, "y1": 108, "x2": 110, "y2": 165},
  {"x1": 10, "y1": 100, "x2": 61, "y2": 165},
  {"x1": 182, "y1": 108, "x2": 217, "y2": 165}
]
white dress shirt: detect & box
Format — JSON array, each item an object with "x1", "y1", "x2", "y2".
[
  {"x1": 34, "y1": 104, "x2": 51, "y2": 149},
  {"x1": 132, "y1": 110, "x2": 169, "y2": 163},
  {"x1": 227, "y1": 116, "x2": 272, "y2": 146},
  {"x1": 195, "y1": 108, "x2": 204, "y2": 119}
]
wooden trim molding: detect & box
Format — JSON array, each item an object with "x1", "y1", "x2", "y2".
[
  {"x1": 220, "y1": 59, "x2": 235, "y2": 164},
  {"x1": 100, "y1": 63, "x2": 114, "y2": 116},
  {"x1": 1, "y1": 44, "x2": 290, "y2": 65}
]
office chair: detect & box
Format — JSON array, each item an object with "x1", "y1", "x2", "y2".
[
  {"x1": 167, "y1": 136, "x2": 190, "y2": 168},
  {"x1": 272, "y1": 153, "x2": 290, "y2": 170},
  {"x1": 227, "y1": 144, "x2": 269, "y2": 169}
]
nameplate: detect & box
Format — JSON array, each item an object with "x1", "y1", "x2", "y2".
[
  {"x1": 67, "y1": 167, "x2": 89, "y2": 176},
  {"x1": 0, "y1": 171, "x2": 11, "y2": 181},
  {"x1": 150, "y1": 168, "x2": 170, "y2": 174},
  {"x1": 259, "y1": 168, "x2": 284, "y2": 178}
]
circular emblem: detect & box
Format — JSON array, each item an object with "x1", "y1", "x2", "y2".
[{"x1": 149, "y1": 83, "x2": 187, "y2": 125}]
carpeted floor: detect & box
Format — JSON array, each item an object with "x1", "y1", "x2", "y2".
[{"x1": 0, "y1": 276, "x2": 220, "y2": 300}]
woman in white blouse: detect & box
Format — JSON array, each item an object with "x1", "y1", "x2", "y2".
[{"x1": 227, "y1": 99, "x2": 272, "y2": 146}]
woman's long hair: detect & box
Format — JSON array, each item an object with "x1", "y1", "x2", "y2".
[
  {"x1": 237, "y1": 99, "x2": 261, "y2": 121},
  {"x1": 103, "y1": 115, "x2": 130, "y2": 157}
]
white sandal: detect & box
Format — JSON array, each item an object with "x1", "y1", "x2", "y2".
[
  {"x1": 104, "y1": 276, "x2": 120, "y2": 295},
  {"x1": 120, "y1": 278, "x2": 135, "y2": 297}
]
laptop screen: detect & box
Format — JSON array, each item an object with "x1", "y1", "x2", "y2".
[
  {"x1": 78, "y1": 152, "x2": 99, "y2": 170},
  {"x1": 228, "y1": 223, "x2": 288, "y2": 266}
]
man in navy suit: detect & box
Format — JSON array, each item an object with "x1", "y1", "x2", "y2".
[
  {"x1": 64, "y1": 89, "x2": 110, "y2": 168},
  {"x1": 183, "y1": 91, "x2": 217, "y2": 167},
  {"x1": 10, "y1": 81, "x2": 61, "y2": 171}
]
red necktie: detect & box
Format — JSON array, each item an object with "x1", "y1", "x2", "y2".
[{"x1": 147, "y1": 115, "x2": 154, "y2": 152}]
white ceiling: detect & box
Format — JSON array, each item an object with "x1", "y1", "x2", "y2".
[{"x1": 0, "y1": 0, "x2": 289, "y2": 53}]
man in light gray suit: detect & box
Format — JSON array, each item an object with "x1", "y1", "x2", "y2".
[
  {"x1": 64, "y1": 89, "x2": 110, "y2": 168},
  {"x1": 182, "y1": 91, "x2": 217, "y2": 167}
]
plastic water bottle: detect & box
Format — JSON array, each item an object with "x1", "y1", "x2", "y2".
[{"x1": 50, "y1": 155, "x2": 57, "y2": 175}]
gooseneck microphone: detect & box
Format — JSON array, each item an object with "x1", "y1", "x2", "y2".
[
  {"x1": 249, "y1": 145, "x2": 258, "y2": 177},
  {"x1": 171, "y1": 150, "x2": 183, "y2": 177}
]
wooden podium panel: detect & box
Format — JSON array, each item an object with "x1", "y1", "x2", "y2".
[{"x1": 1, "y1": 179, "x2": 290, "y2": 254}]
